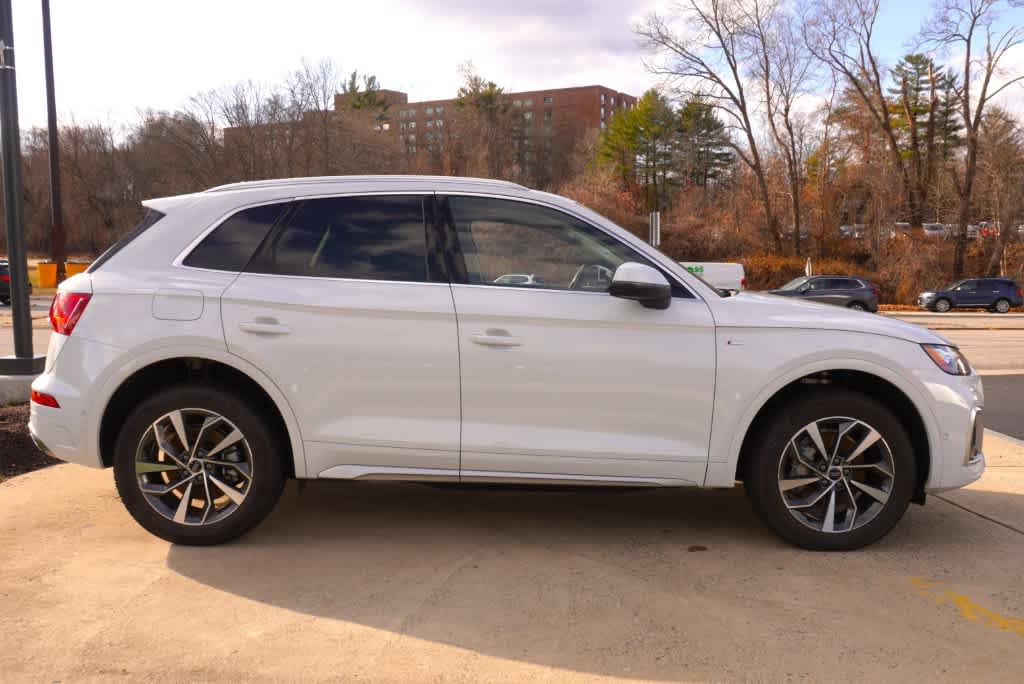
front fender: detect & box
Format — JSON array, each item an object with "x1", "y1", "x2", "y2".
[{"x1": 703, "y1": 330, "x2": 941, "y2": 488}]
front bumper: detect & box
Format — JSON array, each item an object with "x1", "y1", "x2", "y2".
[{"x1": 923, "y1": 372, "x2": 985, "y2": 492}]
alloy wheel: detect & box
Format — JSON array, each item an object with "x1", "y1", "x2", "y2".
[
  {"x1": 134, "y1": 409, "x2": 253, "y2": 526},
  {"x1": 935, "y1": 299, "x2": 951, "y2": 313},
  {"x1": 777, "y1": 416, "x2": 896, "y2": 534},
  {"x1": 996, "y1": 299, "x2": 1010, "y2": 313}
]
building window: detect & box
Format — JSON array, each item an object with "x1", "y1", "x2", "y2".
[
  {"x1": 426, "y1": 106, "x2": 434, "y2": 115},
  {"x1": 601, "y1": 106, "x2": 605, "y2": 119},
  {"x1": 600, "y1": 93, "x2": 606, "y2": 103},
  {"x1": 600, "y1": 121, "x2": 606, "y2": 129},
  {"x1": 610, "y1": 97, "x2": 616, "y2": 106},
  {"x1": 524, "y1": 98, "x2": 533, "y2": 106},
  {"x1": 523, "y1": 111, "x2": 533, "y2": 120},
  {"x1": 409, "y1": 121, "x2": 416, "y2": 129},
  {"x1": 400, "y1": 122, "x2": 407, "y2": 130},
  {"x1": 513, "y1": 99, "x2": 522, "y2": 107},
  {"x1": 543, "y1": 96, "x2": 553, "y2": 104},
  {"x1": 407, "y1": 145, "x2": 417, "y2": 154},
  {"x1": 436, "y1": 105, "x2": 445, "y2": 114},
  {"x1": 426, "y1": 120, "x2": 434, "y2": 127}
]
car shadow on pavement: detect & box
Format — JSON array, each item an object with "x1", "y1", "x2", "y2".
[{"x1": 162, "y1": 479, "x2": 1015, "y2": 680}]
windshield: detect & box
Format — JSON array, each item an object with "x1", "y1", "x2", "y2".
[
  {"x1": 780, "y1": 277, "x2": 809, "y2": 290},
  {"x1": 946, "y1": 280, "x2": 965, "y2": 290}
]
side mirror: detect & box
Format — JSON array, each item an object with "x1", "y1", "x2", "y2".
[{"x1": 609, "y1": 262, "x2": 671, "y2": 310}]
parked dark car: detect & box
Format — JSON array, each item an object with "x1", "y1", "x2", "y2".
[
  {"x1": 0, "y1": 259, "x2": 33, "y2": 306},
  {"x1": 767, "y1": 275, "x2": 880, "y2": 312},
  {"x1": 918, "y1": 278, "x2": 1023, "y2": 313}
]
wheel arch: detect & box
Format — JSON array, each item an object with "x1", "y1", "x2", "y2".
[
  {"x1": 97, "y1": 351, "x2": 306, "y2": 478},
  {"x1": 729, "y1": 367, "x2": 933, "y2": 504}
]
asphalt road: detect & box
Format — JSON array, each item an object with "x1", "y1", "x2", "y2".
[{"x1": 975, "y1": 374, "x2": 1024, "y2": 440}]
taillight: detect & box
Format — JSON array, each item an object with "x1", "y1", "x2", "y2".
[
  {"x1": 740, "y1": 277, "x2": 747, "y2": 289},
  {"x1": 0, "y1": 274, "x2": 9, "y2": 282},
  {"x1": 1017, "y1": 288, "x2": 1022, "y2": 298},
  {"x1": 872, "y1": 285, "x2": 880, "y2": 296},
  {"x1": 49, "y1": 292, "x2": 91, "y2": 335},
  {"x1": 31, "y1": 390, "x2": 60, "y2": 408}
]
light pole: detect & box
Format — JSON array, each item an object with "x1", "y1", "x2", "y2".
[
  {"x1": 0, "y1": 0, "x2": 44, "y2": 374},
  {"x1": 42, "y1": 0, "x2": 64, "y2": 283}
]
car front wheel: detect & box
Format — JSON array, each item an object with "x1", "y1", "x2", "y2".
[
  {"x1": 744, "y1": 388, "x2": 915, "y2": 550},
  {"x1": 933, "y1": 298, "x2": 951, "y2": 313},
  {"x1": 113, "y1": 384, "x2": 287, "y2": 545}
]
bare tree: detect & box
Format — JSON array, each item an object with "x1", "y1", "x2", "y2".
[
  {"x1": 638, "y1": 0, "x2": 783, "y2": 252},
  {"x1": 805, "y1": 0, "x2": 926, "y2": 229},
  {"x1": 921, "y1": 0, "x2": 1024, "y2": 276},
  {"x1": 746, "y1": 0, "x2": 816, "y2": 254}
]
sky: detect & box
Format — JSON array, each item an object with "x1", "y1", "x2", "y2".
[{"x1": 6, "y1": 0, "x2": 1023, "y2": 129}]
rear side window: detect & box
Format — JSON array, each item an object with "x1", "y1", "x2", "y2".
[
  {"x1": 184, "y1": 203, "x2": 288, "y2": 271},
  {"x1": 87, "y1": 208, "x2": 166, "y2": 273},
  {"x1": 247, "y1": 195, "x2": 428, "y2": 282}
]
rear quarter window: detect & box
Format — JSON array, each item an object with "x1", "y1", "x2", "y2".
[
  {"x1": 184, "y1": 202, "x2": 290, "y2": 272},
  {"x1": 87, "y1": 209, "x2": 166, "y2": 273}
]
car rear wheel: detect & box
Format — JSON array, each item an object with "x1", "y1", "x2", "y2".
[
  {"x1": 933, "y1": 298, "x2": 951, "y2": 313},
  {"x1": 994, "y1": 298, "x2": 1011, "y2": 314},
  {"x1": 744, "y1": 388, "x2": 915, "y2": 550},
  {"x1": 113, "y1": 384, "x2": 287, "y2": 545},
  {"x1": 847, "y1": 301, "x2": 867, "y2": 311}
]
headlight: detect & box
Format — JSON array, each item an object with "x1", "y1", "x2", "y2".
[
  {"x1": 920, "y1": 292, "x2": 935, "y2": 299},
  {"x1": 922, "y1": 344, "x2": 972, "y2": 375}
]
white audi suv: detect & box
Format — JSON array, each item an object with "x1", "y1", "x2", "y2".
[{"x1": 29, "y1": 176, "x2": 985, "y2": 549}]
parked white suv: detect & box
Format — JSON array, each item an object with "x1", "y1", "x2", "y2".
[{"x1": 29, "y1": 176, "x2": 985, "y2": 549}]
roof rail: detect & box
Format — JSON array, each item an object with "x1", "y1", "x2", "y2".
[{"x1": 205, "y1": 175, "x2": 528, "y2": 193}]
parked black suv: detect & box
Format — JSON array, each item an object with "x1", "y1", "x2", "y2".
[
  {"x1": 767, "y1": 275, "x2": 880, "y2": 312},
  {"x1": 0, "y1": 259, "x2": 33, "y2": 306},
  {"x1": 918, "y1": 278, "x2": 1022, "y2": 313}
]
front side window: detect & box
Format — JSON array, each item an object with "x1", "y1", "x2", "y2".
[
  {"x1": 247, "y1": 195, "x2": 428, "y2": 282},
  {"x1": 184, "y1": 203, "x2": 287, "y2": 272},
  {"x1": 448, "y1": 196, "x2": 642, "y2": 293}
]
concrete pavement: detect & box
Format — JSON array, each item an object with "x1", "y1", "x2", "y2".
[{"x1": 1, "y1": 433, "x2": 1022, "y2": 682}]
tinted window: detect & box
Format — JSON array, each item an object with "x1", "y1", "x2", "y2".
[
  {"x1": 958, "y1": 280, "x2": 978, "y2": 292},
  {"x1": 448, "y1": 196, "x2": 666, "y2": 294},
  {"x1": 248, "y1": 195, "x2": 427, "y2": 281},
  {"x1": 806, "y1": 278, "x2": 830, "y2": 291},
  {"x1": 184, "y1": 203, "x2": 288, "y2": 271},
  {"x1": 838, "y1": 279, "x2": 861, "y2": 289},
  {"x1": 87, "y1": 208, "x2": 166, "y2": 273}
]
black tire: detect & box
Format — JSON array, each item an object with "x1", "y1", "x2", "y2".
[
  {"x1": 847, "y1": 301, "x2": 867, "y2": 311},
  {"x1": 0, "y1": 297, "x2": 9, "y2": 306},
  {"x1": 932, "y1": 298, "x2": 951, "y2": 313},
  {"x1": 743, "y1": 388, "x2": 915, "y2": 551},
  {"x1": 113, "y1": 384, "x2": 287, "y2": 545},
  {"x1": 994, "y1": 298, "x2": 1011, "y2": 314}
]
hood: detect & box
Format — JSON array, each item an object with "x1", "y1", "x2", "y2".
[{"x1": 709, "y1": 292, "x2": 949, "y2": 345}]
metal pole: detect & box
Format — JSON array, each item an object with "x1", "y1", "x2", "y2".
[
  {"x1": 41, "y1": 0, "x2": 64, "y2": 282},
  {"x1": 0, "y1": 0, "x2": 39, "y2": 370}
]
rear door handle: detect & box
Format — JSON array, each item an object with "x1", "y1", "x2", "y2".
[
  {"x1": 239, "y1": 319, "x2": 291, "y2": 335},
  {"x1": 470, "y1": 329, "x2": 522, "y2": 347}
]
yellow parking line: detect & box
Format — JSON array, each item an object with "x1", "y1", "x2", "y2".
[{"x1": 911, "y1": 577, "x2": 1024, "y2": 637}]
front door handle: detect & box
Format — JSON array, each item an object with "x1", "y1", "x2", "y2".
[
  {"x1": 470, "y1": 329, "x2": 522, "y2": 347},
  {"x1": 239, "y1": 319, "x2": 291, "y2": 336}
]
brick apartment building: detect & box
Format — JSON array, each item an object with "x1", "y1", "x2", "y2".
[
  {"x1": 224, "y1": 84, "x2": 635, "y2": 187},
  {"x1": 337, "y1": 84, "x2": 634, "y2": 158}
]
